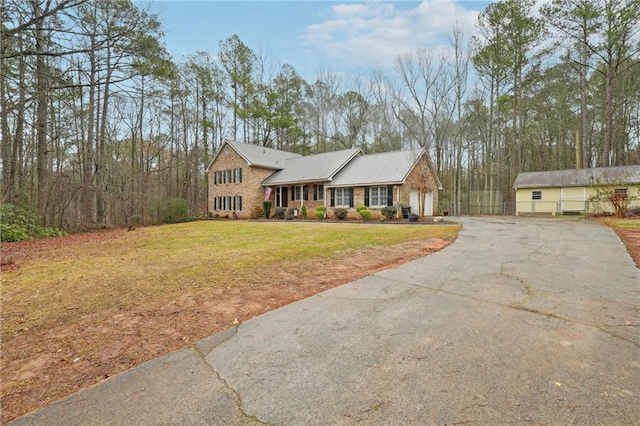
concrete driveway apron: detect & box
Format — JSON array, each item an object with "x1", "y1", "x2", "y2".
[{"x1": 11, "y1": 217, "x2": 640, "y2": 425}]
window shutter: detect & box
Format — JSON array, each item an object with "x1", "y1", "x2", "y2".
[
  {"x1": 303, "y1": 186, "x2": 308, "y2": 201},
  {"x1": 291, "y1": 187, "x2": 295, "y2": 201},
  {"x1": 330, "y1": 189, "x2": 335, "y2": 206},
  {"x1": 364, "y1": 187, "x2": 369, "y2": 207},
  {"x1": 349, "y1": 188, "x2": 354, "y2": 207},
  {"x1": 239, "y1": 168, "x2": 242, "y2": 183},
  {"x1": 387, "y1": 185, "x2": 394, "y2": 206}
]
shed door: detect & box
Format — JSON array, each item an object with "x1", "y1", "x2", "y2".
[{"x1": 561, "y1": 187, "x2": 586, "y2": 212}]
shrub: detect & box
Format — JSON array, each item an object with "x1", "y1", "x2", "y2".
[
  {"x1": 275, "y1": 207, "x2": 286, "y2": 219},
  {"x1": 381, "y1": 206, "x2": 397, "y2": 221},
  {"x1": 263, "y1": 200, "x2": 273, "y2": 219},
  {"x1": 315, "y1": 206, "x2": 327, "y2": 220},
  {"x1": 334, "y1": 208, "x2": 348, "y2": 220},
  {"x1": 287, "y1": 207, "x2": 297, "y2": 219},
  {"x1": 356, "y1": 205, "x2": 368, "y2": 213},
  {"x1": 300, "y1": 205, "x2": 307, "y2": 219},
  {"x1": 358, "y1": 208, "x2": 372, "y2": 221},
  {"x1": 0, "y1": 204, "x2": 66, "y2": 242},
  {"x1": 156, "y1": 197, "x2": 190, "y2": 224}
]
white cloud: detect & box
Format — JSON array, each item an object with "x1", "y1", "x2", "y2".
[{"x1": 302, "y1": 1, "x2": 481, "y2": 68}]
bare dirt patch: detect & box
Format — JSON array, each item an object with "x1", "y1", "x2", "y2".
[
  {"x1": 1, "y1": 228, "x2": 451, "y2": 423},
  {"x1": 611, "y1": 226, "x2": 640, "y2": 268}
]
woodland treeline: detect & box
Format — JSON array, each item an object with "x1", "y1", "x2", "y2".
[{"x1": 1, "y1": 0, "x2": 639, "y2": 229}]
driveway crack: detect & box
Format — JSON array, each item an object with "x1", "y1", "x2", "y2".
[{"x1": 191, "y1": 342, "x2": 271, "y2": 425}]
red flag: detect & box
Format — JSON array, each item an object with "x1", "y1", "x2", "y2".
[{"x1": 265, "y1": 186, "x2": 272, "y2": 200}]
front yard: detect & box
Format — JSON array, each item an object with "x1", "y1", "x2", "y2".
[{"x1": 0, "y1": 220, "x2": 459, "y2": 422}]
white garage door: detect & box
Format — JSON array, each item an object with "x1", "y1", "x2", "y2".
[{"x1": 410, "y1": 190, "x2": 434, "y2": 216}]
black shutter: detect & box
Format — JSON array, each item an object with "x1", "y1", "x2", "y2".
[
  {"x1": 291, "y1": 187, "x2": 295, "y2": 201},
  {"x1": 387, "y1": 185, "x2": 394, "y2": 206},
  {"x1": 303, "y1": 186, "x2": 308, "y2": 201},
  {"x1": 364, "y1": 187, "x2": 369, "y2": 207},
  {"x1": 349, "y1": 188, "x2": 354, "y2": 207},
  {"x1": 313, "y1": 185, "x2": 317, "y2": 200},
  {"x1": 238, "y1": 196, "x2": 242, "y2": 211},
  {"x1": 330, "y1": 188, "x2": 335, "y2": 206},
  {"x1": 239, "y1": 168, "x2": 242, "y2": 183}
]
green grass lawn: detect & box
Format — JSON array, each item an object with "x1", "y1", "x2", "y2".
[
  {"x1": 2, "y1": 221, "x2": 460, "y2": 336},
  {"x1": 604, "y1": 217, "x2": 640, "y2": 230}
]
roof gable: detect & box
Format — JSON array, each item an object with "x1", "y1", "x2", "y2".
[
  {"x1": 513, "y1": 165, "x2": 640, "y2": 189},
  {"x1": 262, "y1": 148, "x2": 362, "y2": 185},
  {"x1": 206, "y1": 139, "x2": 301, "y2": 172},
  {"x1": 327, "y1": 148, "x2": 431, "y2": 187}
]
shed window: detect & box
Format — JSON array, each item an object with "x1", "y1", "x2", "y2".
[
  {"x1": 532, "y1": 191, "x2": 542, "y2": 200},
  {"x1": 614, "y1": 188, "x2": 628, "y2": 199}
]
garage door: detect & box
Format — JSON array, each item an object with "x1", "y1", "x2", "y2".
[{"x1": 561, "y1": 187, "x2": 586, "y2": 212}]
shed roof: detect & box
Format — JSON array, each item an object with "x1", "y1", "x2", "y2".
[
  {"x1": 326, "y1": 148, "x2": 436, "y2": 188},
  {"x1": 262, "y1": 148, "x2": 362, "y2": 185},
  {"x1": 206, "y1": 140, "x2": 301, "y2": 172},
  {"x1": 513, "y1": 165, "x2": 640, "y2": 189}
]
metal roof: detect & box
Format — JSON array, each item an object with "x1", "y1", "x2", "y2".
[
  {"x1": 513, "y1": 165, "x2": 640, "y2": 189},
  {"x1": 206, "y1": 140, "x2": 301, "y2": 171},
  {"x1": 262, "y1": 148, "x2": 362, "y2": 185},
  {"x1": 326, "y1": 148, "x2": 427, "y2": 188}
]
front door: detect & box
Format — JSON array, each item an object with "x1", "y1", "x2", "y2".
[{"x1": 276, "y1": 187, "x2": 288, "y2": 208}]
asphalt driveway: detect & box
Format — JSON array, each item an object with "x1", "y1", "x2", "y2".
[{"x1": 11, "y1": 217, "x2": 640, "y2": 425}]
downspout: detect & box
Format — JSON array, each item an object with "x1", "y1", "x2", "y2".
[
  {"x1": 396, "y1": 186, "x2": 400, "y2": 219},
  {"x1": 301, "y1": 183, "x2": 304, "y2": 209}
]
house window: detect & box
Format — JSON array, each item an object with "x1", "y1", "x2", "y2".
[
  {"x1": 369, "y1": 186, "x2": 388, "y2": 207},
  {"x1": 314, "y1": 184, "x2": 324, "y2": 201},
  {"x1": 614, "y1": 188, "x2": 628, "y2": 199},
  {"x1": 235, "y1": 196, "x2": 242, "y2": 211},
  {"x1": 334, "y1": 188, "x2": 352, "y2": 207},
  {"x1": 293, "y1": 186, "x2": 302, "y2": 201},
  {"x1": 291, "y1": 186, "x2": 308, "y2": 201},
  {"x1": 532, "y1": 191, "x2": 542, "y2": 200},
  {"x1": 225, "y1": 169, "x2": 232, "y2": 184},
  {"x1": 234, "y1": 167, "x2": 242, "y2": 183}
]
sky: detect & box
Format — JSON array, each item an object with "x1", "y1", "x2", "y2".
[{"x1": 149, "y1": 0, "x2": 493, "y2": 79}]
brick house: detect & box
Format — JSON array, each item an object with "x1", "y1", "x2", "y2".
[{"x1": 206, "y1": 140, "x2": 441, "y2": 218}]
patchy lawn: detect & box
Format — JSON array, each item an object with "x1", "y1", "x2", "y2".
[
  {"x1": 603, "y1": 217, "x2": 640, "y2": 267},
  {"x1": 1, "y1": 220, "x2": 459, "y2": 423}
]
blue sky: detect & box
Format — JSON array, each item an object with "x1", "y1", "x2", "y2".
[{"x1": 150, "y1": 1, "x2": 493, "y2": 79}]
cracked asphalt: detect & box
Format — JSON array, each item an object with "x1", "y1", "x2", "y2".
[{"x1": 10, "y1": 217, "x2": 640, "y2": 425}]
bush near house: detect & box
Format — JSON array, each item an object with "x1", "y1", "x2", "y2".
[
  {"x1": 155, "y1": 198, "x2": 190, "y2": 224},
  {"x1": 334, "y1": 208, "x2": 348, "y2": 220},
  {"x1": 301, "y1": 205, "x2": 307, "y2": 219},
  {"x1": 357, "y1": 206, "x2": 372, "y2": 221},
  {"x1": 381, "y1": 206, "x2": 398, "y2": 221},
  {"x1": 275, "y1": 207, "x2": 286, "y2": 219},
  {"x1": 263, "y1": 200, "x2": 273, "y2": 219},
  {"x1": 315, "y1": 206, "x2": 327, "y2": 220}
]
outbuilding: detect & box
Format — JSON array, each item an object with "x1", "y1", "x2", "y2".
[{"x1": 513, "y1": 165, "x2": 640, "y2": 216}]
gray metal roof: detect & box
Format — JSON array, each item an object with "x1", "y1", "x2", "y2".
[
  {"x1": 262, "y1": 148, "x2": 362, "y2": 185},
  {"x1": 326, "y1": 148, "x2": 427, "y2": 187},
  {"x1": 206, "y1": 140, "x2": 301, "y2": 171},
  {"x1": 513, "y1": 165, "x2": 640, "y2": 189}
]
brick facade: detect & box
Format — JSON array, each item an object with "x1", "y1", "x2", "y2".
[
  {"x1": 209, "y1": 143, "x2": 440, "y2": 219},
  {"x1": 208, "y1": 144, "x2": 274, "y2": 218}
]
